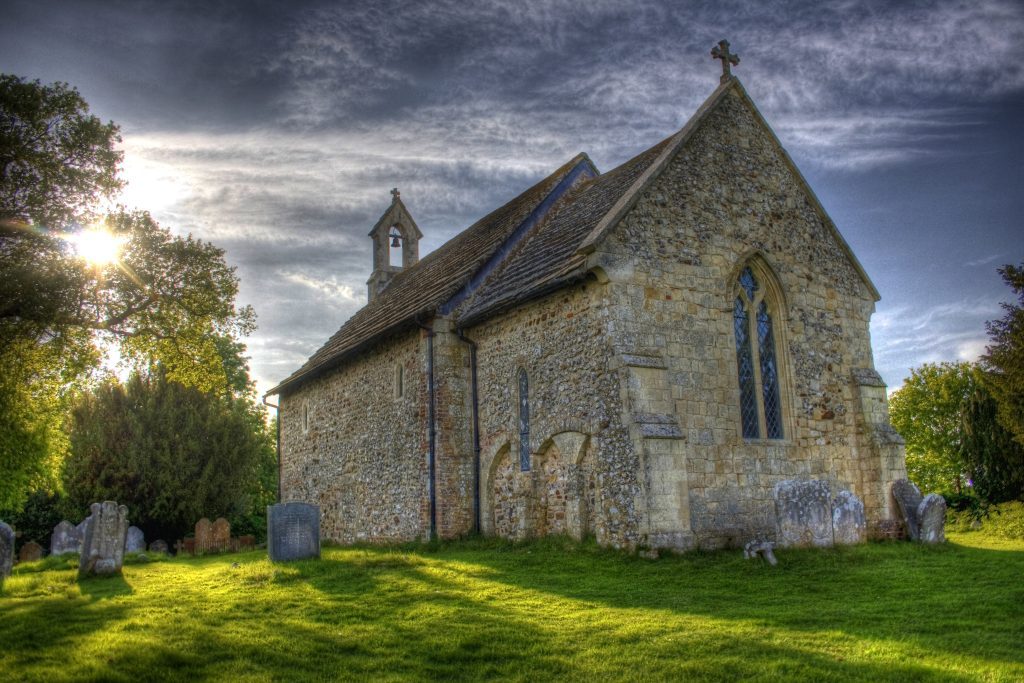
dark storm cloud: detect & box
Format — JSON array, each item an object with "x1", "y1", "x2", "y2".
[{"x1": 2, "y1": 0, "x2": 1023, "y2": 394}]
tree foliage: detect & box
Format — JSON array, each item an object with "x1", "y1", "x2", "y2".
[
  {"x1": 64, "y1": 369, "x2": 275, "y2": 542},
  {"x1": 982, "y1": 263, "x2": 1024, "y2": 449},
  {"x1": 960, "y1": 377, "x2": 1024, "y2": 503},
  {"x1": 890, "y1": 362, "x2": 977, "y2": 493},
  {"x1": 0, "y1": 74, "x2": 123, "y2": 228},
  {"x1": 0, "y1": 74, "x2": 257, "y2": 510}
]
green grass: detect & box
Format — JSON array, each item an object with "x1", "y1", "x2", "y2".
[{"x1": 2, "y1": 533, "x2": 1022, "y2": 682}]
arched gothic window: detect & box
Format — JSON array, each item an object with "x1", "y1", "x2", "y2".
[
  {"x1": 518, "y1": 368, "x2": 530, "y2": 471},
  {"x1": 734, "y1": 266, "x2": 784, "y2": 439}
]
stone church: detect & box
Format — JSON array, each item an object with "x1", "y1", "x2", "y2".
[{"x1": 268, "y1": 48, "x2": 907, "y2": 551}]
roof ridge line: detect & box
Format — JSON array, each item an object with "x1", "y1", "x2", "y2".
[
  {"x1": 439, "y1": 153, "x2": 598, "y2": 316},
  {"x1": 575, "y1": 78, "x2": 739, "y2": 256}
]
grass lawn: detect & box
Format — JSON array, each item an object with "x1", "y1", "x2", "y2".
[{"x1": 2, "y1": 533, "x2": 1022, "y2": 682}]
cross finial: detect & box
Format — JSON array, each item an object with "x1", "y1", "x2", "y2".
[
  {"x1": 711, "y1": 39, "x2": 740, "y2": 84},
  {"x1": 390, "y1": 187, "x2": 400, "y2": 201}
]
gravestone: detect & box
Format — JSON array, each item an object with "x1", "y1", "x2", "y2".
[
  {"x1": 0, "y1": 522, "x2": 14, "y2": 578},
  {"x1": 149, "y1": 540, "x2": 169, "y2": 554},
  {"x1": 51, "y1": 520, "x2": 83, "y2": 555},
  {"x1": 267, "y1": 502, "x2": 320, "y2": 562},
  {"x1": 78, "y1": 501, "x2": 129, "y2": 578},
  {"x1": 125, "y1": 526, "x2": 146, "y2": 553},
  {"x1": 236, "y1": 535, "x2": 256, "y2": 551},
  {"x1": 183, "y1": 538, "x2": 196, "y2": 555},
  {"x1": 773, "y1": 480, "x2": 833, "y2": 548},
  {"x1": 743, "y1": 539, "x2": 777, "y2": 566},
  {"x1": 211, "y1": 518, "x2": 231, "y2": 552},
  {"x1": 917, "y1": 494, "x2": 947, "y2": 544},
  {"x1": 194, "y1": 518, "x2": 213, "y2": 554},
  {"x1": 19, "y1": 540, "x2": 44, "y2": 563},
  {"x1": 892, "y1": 479, "x2": 923, "y2": 540},
  {"x1": 831, "y1": 490, "x2": 866, "y2": 545}
]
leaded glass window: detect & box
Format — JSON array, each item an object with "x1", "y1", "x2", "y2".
[
  {"x1": 733, "y1": 266, "x2": 784, "y2": 440},
  {"x1": 518, "y1": 368, "x2": 530, "y2": 471}
]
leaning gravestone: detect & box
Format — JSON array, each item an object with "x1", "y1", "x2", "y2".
[
  {"x1": 125, "y1": 526, "x2": 146, "y2": 553},
  {"x1": 51, "y1": 520, "x2": 83, "y2": 555},
  {"x1": 774, "y1": 480, "x2": 833, "y2": 548},
  {"x1": 267, "y1": 502, "x2": 320, "y2": 562},
  {"x1": 917, "y1": 494, "x2": 947, "y2": 544},
  {"x1": 19, "y1": 540, "x2": 44, "y2": 563},
  {"x1": 0, "y1": 522, "x2": 14, "y2": 578},
  {"x1": 831, "y1": 490, "x2": 867, "y2": 545},
  {"x1": 892, "y1": 479, "x2": 923, "y2": 541},
  {"x1": 211, "y1": 518, "x2": 231, "y2": 552},
  {"x1": 78, "y1": 501, "x2": 129, "y2": 578},
  {"x1": 194, "y1": 518, "x2": 213, "y2": 554}
]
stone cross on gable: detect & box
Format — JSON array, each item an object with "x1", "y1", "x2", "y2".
[
  {"x1": 711, "y1": 39, "x2": 740, "y2": 84},
  {"x1": 391, "y1": 187, "x2": 400, "y2": 201}
]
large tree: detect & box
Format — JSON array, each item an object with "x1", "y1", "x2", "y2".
[
  {"x1": 1, "y1": 74, "x2": 255, "y2": 510},
  {"x1": 889, "y1": 362, "x2": 978, "y2": 494},
  {"x1": 983, "y1": 263, "x2": 1024, "y2": 449},
  {"x1": 64, "y1": 369, "x2": 275, "y2": 542},
  {"x1": 960, "y1": 376, "x2": 1024, "y2": 503}
]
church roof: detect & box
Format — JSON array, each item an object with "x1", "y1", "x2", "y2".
[
  {"x1": 270, "y1": 77, "x2": 880, "y2": 397},
  {"x1": 268, "y1": 152, "x2": 594, "y2": 395}
]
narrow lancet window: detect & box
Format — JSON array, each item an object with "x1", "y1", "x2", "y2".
[
  {"x1": 518, "y1": 368, "x2": 530, "y2": 471},
  {"x1": 733, "y1": 266, "x2": 784, "y2": 440}
]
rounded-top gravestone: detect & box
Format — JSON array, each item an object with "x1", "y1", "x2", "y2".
[
  {"x1": 51, "y1": 520, "x2": 83, "y2": 555},
  {"x1": 917, "y1": 494, "x2": 947, "y2": 544},
  {"x1": 19, "y1": 540, "x2": 44, "y2": 563},
  {"x1": 125, "y1": 526, "x2": 146, "y2": 553}
]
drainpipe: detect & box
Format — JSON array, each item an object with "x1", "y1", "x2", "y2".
[
  {"x1": 262, "y1": 396, "x2": 281, "y2": 503},
  {"x1": 456, "y1": 328, "x2": 481, "y2": 535},
  {"x1": 415, "y1": 319, "x2": 438, "y2": 540}
]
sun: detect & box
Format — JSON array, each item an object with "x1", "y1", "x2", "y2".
[{"x1": 71, "y1": 227, "x2": 125, "y2": 267}]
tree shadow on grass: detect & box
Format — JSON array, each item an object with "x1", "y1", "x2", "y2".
[{"x1": 82, "y1": 552, "x2": 986, "y2": 682}]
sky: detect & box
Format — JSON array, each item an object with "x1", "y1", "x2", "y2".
[{"x1": 2, "y1": 0, "x2": 1022, "y2": 398}]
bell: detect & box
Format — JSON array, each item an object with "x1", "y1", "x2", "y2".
[{"x1": 391, "y1": 234, "x2": 401, "y2": 248}]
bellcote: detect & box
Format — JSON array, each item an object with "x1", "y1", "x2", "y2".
[{"x1": 367, "y1": 188, "x2": 423, "y2": 302}]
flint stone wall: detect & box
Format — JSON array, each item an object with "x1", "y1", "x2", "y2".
[
  {"x1": 586, "y1": 86, "x2": 905, "y2": 547},
  {"x1": 280, "y1": 329, "x2": 428, "y2": 543}
]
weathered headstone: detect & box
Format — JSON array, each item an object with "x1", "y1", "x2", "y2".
[
  {"x1": 19, "y1": 540, "x2": 44, "y2": 563},
  {"x1": 194, "y1": 518, "x2": 213, "y2": 554},
  {"x1": 892, "y1": 479, "x2": 923, "y2": 540},
  {"x1": 211, "y1": 518, "x2": 231, "y2": 552},
  {"x1": 267, "y1": 502, "x2": 320, "y2": 562},
  {"x1": 183, "y1": 538, "x2": 196, "y2": 555},
  {"x1": 773, "y1": 480, "x2": 833, "y2": 548},
  {"x1": 149, "y1": 540, "x2": 169, "y2": 554},
  {"x1": 125, "y1": 526, "x2": 146, "y2": 553},
  {"x1": 743, "y1": 539, "x2": 777, "y2": 566},
  {"x1": 917, "y1": 494, "x2": 947, "y2": 544},
  {"x1": 831, "y1": 490, "x2": 866, "y2": 545},
  {"x1": 0, "y1": 522, "x2": 14, "y2": 578},
  {"x1": 236, "y1": 535, "x2": 256, "y2": 551},
  {"x1": 78, "y1": 501, "x2": 129, "y2": 578},
  {"x1": 51, "y1": 520, "x2": 83, "y2": 555}
]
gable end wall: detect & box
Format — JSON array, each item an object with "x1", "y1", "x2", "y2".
[{"x1": 592, "y1": 87, "x2": 905, "y2": 548}]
